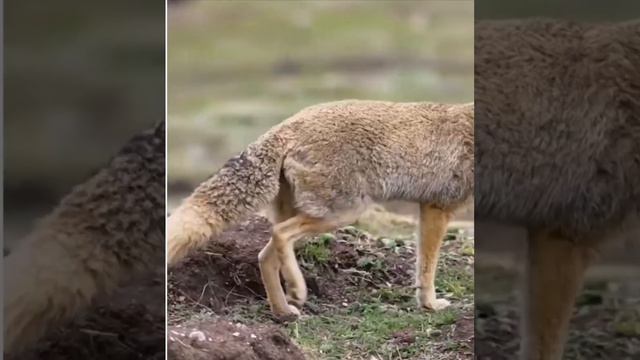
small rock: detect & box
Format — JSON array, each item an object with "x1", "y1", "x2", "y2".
[{"x1": 189, "y1": 331, "x2": 206, "y2": 342}]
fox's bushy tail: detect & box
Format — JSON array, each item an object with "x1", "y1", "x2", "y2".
[
  {"x1": 167, "y1": 132, "x2": 287, "y2": 265},
  {"x1": 4, "y1": 228, "x2": 125, "y2": 355}
]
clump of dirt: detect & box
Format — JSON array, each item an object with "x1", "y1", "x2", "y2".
[
  {"x1": 168, "y1": 318, "x2": 305, "y2": 360},
  {"x1": 452, "y1": 316, "x2": 475, "y2": 348},
  {"x1": 9, "y1": 274, "x2": 165, "y2": 360}
]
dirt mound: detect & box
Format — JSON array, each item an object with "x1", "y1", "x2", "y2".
[
  {"x1": 168, "y1": 216, "x2": 272, "y2": 315},
  {"x1": 167, "y1": 216, "x2": 307, "y2": 359},
  {"x1": 10, "y1": 274, "x2": 165, "y2": 360},
  {"x1": 168, "y1": 215, "x2": 415, "y2": 315},
  {"x1": 168, "y1": 318, "x2": 305, "y2": 360}
]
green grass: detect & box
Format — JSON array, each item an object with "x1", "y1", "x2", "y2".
[
  {"x1": 300, "y1": 233, "x2": 335, "y2": 266},
  {"x1": 287, "y1": 226, "x2": 474, "y2": 359},
  {"x1": 271, "y1": 214, "x2": 474, "y2": 359},
  {"x1": 288, "y1": 300, "x2": 460, "y2": 360}
]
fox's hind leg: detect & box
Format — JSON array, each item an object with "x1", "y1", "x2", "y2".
[
  {"x1": 259, "y1": 216, "x2": 334, "y2": 320},
  {"x1": 269, "y1": 179, "x2": 308, "y2": 309},
  {"x1": 259, "y1": 212, "x2": 361, "y2": 320},
  {"x1": 521, "y1": 230, "x2": 595, "y2": 360},
  {"x1": 416, "y1": 203, "x2": 453, "y2": 311}
]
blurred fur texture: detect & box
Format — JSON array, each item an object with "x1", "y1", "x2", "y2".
[
  {"x1": 3, "y1": 122, "x2": 165, "y2": 355},
  {"x1": 168, "y1": 100, "x2": 474, "y2": 319},
  {"x1": 476, "y1": 19, "x2": 640, "y2": 360}
]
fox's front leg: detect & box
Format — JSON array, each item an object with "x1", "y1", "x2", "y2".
[
  {"x1": 416, "y1": 204, "x2": 452, "y2": 310},
  {"x1": 521, "y1": 230, "x2": 595, "y2": 360}
]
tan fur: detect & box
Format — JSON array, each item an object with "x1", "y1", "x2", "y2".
[
  {"x1": 476, "y1": 19, "x2": 640, "y2": 359},
  {"x1": 167, "y1": 100, "x2": 474, "y2": 319},
  {"x1": 416, "y1": 204, "x2": 453, "y2": 310},
  {"x1": 3, "y1": 123, "x2": 165, "y2": 355}
]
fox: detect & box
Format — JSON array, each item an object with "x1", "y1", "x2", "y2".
[
  {"x1": 167, "y1": 99, "x2": 474, "y2": 320},
  {"x1": 476, "y1": 19, "x2": 640, "y2": 360},
  {"x1": 3, "y1": 122, "x2": 165, "y2": 355}
]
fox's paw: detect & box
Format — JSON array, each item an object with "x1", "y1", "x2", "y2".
[
  {"x1": 273, "y1": 304, "x2": 301, "y2": 322},
  {"x1": 286, "y1": 289, "x2": 307, "y2": 309},
  {"x1": 286, "y1": 297, "x2": 305, "y2": 310},
  {"x1": 418, "y1": 297, "x2": 451, "y2": 311}
]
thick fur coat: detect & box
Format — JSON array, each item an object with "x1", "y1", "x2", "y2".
[{"x1": 475, "y1": 19, "x2": 640, "y2": 241}]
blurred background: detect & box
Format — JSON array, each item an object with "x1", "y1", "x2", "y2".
[
  {"x1": 475, "y1": 0, "x2": 640, "y2": 20},
  {"x1": 4, "y1": 0, "x2": 165, "y2": 249},
  {"x1": 168, "y1": 0, "x2": 474, "y2": 212}
]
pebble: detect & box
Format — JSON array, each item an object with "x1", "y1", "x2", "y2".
[{"x1": 189, "y1": 331, "x2": 206, "y2": 342}]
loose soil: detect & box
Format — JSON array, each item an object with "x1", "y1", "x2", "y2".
[{"x1": 167, "y1": 319, "x2": 305, "y2": 360}]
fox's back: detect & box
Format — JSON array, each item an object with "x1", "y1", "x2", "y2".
[{"x1": 275, "y1": 100, "x2": 473, "y2": 210}]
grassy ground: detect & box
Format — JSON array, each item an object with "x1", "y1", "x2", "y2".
[
  {"x1": 168, "y1": 208, "x2": 474, "y2": 360},
  {"x1": 240, "y1": 227, "x2": 472, "y2": 360},
  {"x1": 286, "y1": 232, "x2": 474, "y2": 360}
]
